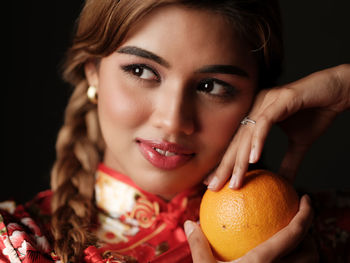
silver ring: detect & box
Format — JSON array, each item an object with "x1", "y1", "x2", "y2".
[{"x1": 240, "y1": 116, "x2": 256, "y2": 125}]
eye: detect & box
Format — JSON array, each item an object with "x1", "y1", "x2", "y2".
[
  {"x1": 197, "y1": 78, "x2": 237, "y2": 98},
  {"x1": 121, "y1": 64, "x2": 160, "y2": 82}
]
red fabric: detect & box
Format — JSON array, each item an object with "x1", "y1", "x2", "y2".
[
  {"x1": 0, "y1": 165, "x2": 200, "y2": 262},
  {"x1": 89, "y1": 164, "x2": 200, "y2": 262},
  {"x1": 0, "y1": 166, "x2": 349, "y2": 262},
  {"x1": 152, "y1": 242, "x2": 192, "y2": 263}
]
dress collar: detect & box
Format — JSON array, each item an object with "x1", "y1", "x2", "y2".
[
  {"x1": 95, "y1": 163, "x2": 194, "y2": 219},
  {"x1": 88, "y1": 164, "x2": 203, "y2": 261}
]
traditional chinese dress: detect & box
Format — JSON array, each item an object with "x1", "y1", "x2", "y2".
[
  {"x1": 0, "y1": 164, "x2": 349, "y2": 262},
  {"x1": 0, "y1": 164, "x2": 203, "y2": 262}
]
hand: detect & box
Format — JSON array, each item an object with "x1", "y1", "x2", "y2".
[
  {"x1": 207, "y1": 64, "x2": 350, "y2": 190},
  {"x1": 185, "y1": 195, "x2": 316, "y2": 263}
]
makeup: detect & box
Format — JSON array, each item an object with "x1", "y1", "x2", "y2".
[{"x1": 136, "y1": 138, "x2": 195, "y2": 170}]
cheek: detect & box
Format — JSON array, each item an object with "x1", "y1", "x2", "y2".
[
  {"x1": 199, "y1": 97, "x2": 254, "y2": 154},
  {"x1": 97, "y1": 76, "x2": 149, "y2": 131},
  {"x1": 202, "y1": 109, "x2": 241, "y2": 145}
]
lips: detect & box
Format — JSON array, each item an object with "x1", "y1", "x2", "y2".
[{"x1": 136, "y1": 138, "x2": 195, "y2": 170}]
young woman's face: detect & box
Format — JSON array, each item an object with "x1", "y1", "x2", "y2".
[{"x1": 86, "y1": 5, "x2": 258, "y2": 199}]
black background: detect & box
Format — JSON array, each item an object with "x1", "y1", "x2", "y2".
[{"x1": 7, "y1": 1, "x2": 350, "y2": 203}]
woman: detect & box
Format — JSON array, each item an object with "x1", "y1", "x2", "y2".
[
  {"x1": 187, "y1": 63, "x2": 350, "y2": 262},
  {"x1": 1, "y1": 0, "x2": 349, "y2": 262}
]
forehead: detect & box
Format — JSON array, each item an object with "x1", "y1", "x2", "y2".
[{"x1": 119, "y1": 5, "x2": 257, "y2": 72}]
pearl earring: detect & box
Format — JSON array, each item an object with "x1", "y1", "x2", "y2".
[{"x1": 87, "y1": 86, "x2": 98, "y2": 104}]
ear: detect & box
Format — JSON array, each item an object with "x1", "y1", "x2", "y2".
[{"x1": 84, "y1": 61, "x2": 99, "y2": 89}]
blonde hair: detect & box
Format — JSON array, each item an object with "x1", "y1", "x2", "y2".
[{"x1": 51, "y1": 0, "x2": 283, "y2": 261}]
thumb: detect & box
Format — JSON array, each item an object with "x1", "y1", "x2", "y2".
[
  {"x1": 184, "y1": 220, "x2": 217, "y2": 263},
  {"x1": 279, "y1": 142, "x2": 309, "y2": 181}
]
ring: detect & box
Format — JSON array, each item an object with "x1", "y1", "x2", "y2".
[{"x1": 240, "y1": 116, "x2": 256, "y2": 125}]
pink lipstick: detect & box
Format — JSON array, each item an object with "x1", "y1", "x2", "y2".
[{"x1": 136, "y1": 138, "x2": 195, "y2": 170}]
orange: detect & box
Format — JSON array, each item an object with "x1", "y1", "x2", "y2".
[{"x1": 199, "y1": 170, "x2": 299, "y2": 261}]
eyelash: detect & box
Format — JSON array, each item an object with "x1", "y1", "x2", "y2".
[
  {"x1": 197, "y1": 78, "x2": 238, "y2": 100},
  {"x1": 120, "y1": 64, "x2": 238, "y2": 99},
  {"x1": 121, "y1": 64, "x2": 160, "y2": 82}
]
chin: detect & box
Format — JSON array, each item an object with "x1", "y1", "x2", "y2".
[
  {"x1": 141, "y1": 181, "x2": 181, "y2": 199},
  {"x1": 133, "y1": 174, "x2": 188, "y2": 200}
]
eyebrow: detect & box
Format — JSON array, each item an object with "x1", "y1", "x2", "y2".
[
  {"x1": 196, "y1": 65, "x2": 249, "y2": 78},
  {"x1": 117, "y1": 46, "x2": 170, "y2": 68},
  {"x1": 117, "y1": 46, "x2": 249, "y2": 78}
]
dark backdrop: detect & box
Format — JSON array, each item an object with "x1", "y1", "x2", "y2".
[{"x1": 7, "y1": 1, "x2": 350, "y2": 203}]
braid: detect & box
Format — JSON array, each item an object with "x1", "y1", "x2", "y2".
[{"x1": 50, "y1": 81, "x2": 104, "y2": 262}]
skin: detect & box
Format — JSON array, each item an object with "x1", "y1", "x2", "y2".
[
  {"x1": 185, "y1": 195, "x2": 318, "y2": 263},
  {"x1": 207, "y1": 64, "x2": 350, "y2": 190},
  {"x1": 85, "y1": 5, "x2": 258, "y2": 200},
  {"x1": 84, "y1": 4, "x2": 321, "y2": 262}
]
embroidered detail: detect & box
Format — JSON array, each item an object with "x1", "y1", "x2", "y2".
[
  {"x1": 0, "y1": 217, "x2": 22, "y2": 263},
  {"x1": 2, "y1": 235, "x2": 22, "y2": 263},
  {"x1": 126, "y1": 197, "x2": 160, "y2": 228},
  {"x1": 91, "y1": 164, "x2": 201, "y2": 262},
  {"x1": 103, "y1": 250, "x2": 138, "y2": 263},
  {"x1": 115, "y1": 223, "x2": 167, "y2": 254},
  {"x1": 95, "y1": 172, "x2": 141, "y2": 218},
  {"x1": 20, "y1": 217, "x2": 51, "y2": 253},
  {"x1": 95, "y1": 212, "x2": 139, "y2": 243}
]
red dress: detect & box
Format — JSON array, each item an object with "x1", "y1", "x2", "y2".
[
  {"x1": 0, "y1": 164, "x2": 349, "y2": 262},
  {"x1": 0, "y1": 164, "x2": 203, "y2": 263}
]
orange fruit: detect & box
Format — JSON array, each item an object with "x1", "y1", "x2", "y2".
[{"x1": 199, "y1": 170, "x2": 299, "y2": 261}]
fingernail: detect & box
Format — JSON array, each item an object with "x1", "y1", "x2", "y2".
[
  {"x1": 203, "y1": 172, "x2": 214, "y2": 186},
  {"x1": 203, "y1": 178, "x2": 209, "y2": 186},
  {"x1": 184, "y1": 220, "x2": 195, "y2": 237},
  {"x1": 249, "y1": 147, "x2": 257, "y2": 163},
  {"x1": 304, "y1": 194, "x2": 311, "y2": 204},
  {"x1": 207, "y1": 176, "x2": 219, "y2": 190},
  {"x1": 229, "y1": 175, "x2": 238, "y2": 189}
]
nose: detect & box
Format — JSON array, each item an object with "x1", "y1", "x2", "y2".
[{"x1": 151, "y1": 83, "x2": 195, "y2": 136}]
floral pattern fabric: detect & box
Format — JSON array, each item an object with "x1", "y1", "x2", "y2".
[
  {"x1": 0, "y1": 191, "x2": 58, "y2": 263},
  {"x1": 90, "y1": 164, "x2": 202, "y2": 262},
  {"x1": 0, "y1": 164, "x2": 349, "y2": 262},
  {"x1": 0, "y1": 164, "x2": 202, "y2": 263}
]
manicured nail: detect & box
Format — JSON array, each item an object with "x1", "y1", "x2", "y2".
[
  {"x1": 203, "y1": 172, "x2": 214, "y2": 186},
  {"x1": 229, "y1": 174, "x2": 238, "y2": 189},
  {"x1": 184, "y1": 220, "x2": 195, "y2": 237},
  {"x1": 249, "y1": 147, "x2": 257, "y2": 163},
  {"x1": 208, "y1": 176, "x2": 219, "y2": 190}
]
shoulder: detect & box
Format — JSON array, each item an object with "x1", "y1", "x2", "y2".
[{"x1": 0, "y1": 190, "x2": 57, "y2": 262}]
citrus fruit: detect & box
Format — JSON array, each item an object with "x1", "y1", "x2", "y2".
[{"x1": 199, "y1": 169, "x2": 299, "y2": 261}]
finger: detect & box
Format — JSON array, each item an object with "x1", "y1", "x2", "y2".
[
  {"x1": 228, "y1": 90, "x2": 283, "y2": 187},
  {"x1": 203, "y1": 172, "x2": 216, "y2": 186},
  {"x1": 184, "y1": 220, "x2": 216, "y2": 263},
  {"x1": 248, "y1": 112, "x2": 274, "y2": 165},
  {"x1": 242, "y1": 195, "x2": 313, "y2": 262},
  {"x1": 209, "y1": 87, "x2": 300, "y2": 191},
  {"x1": 208, "y1": 89, "x2": 278, "y2": 191},
  {"x1": 229, "y1": 108, "x2": 275, "y2": 189},
  {"x1": 250, "y1": 87, "x2": 302, "y2": 155},
  {"x1": 229, "y1": 127, "x2": 254, "y2": 189},
  {"x1": 208, "y1": 131, "x2": 242, "y2": 191},
  {"x1": 278, "y1": 142, "x2": 309, "y2": 182}
]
